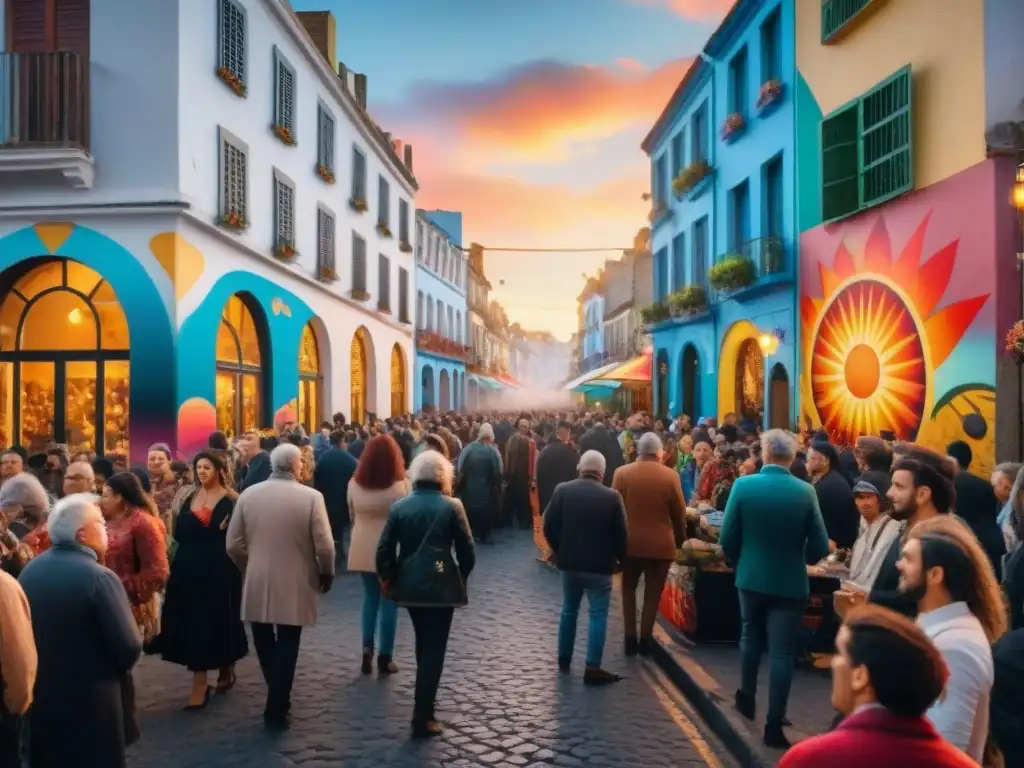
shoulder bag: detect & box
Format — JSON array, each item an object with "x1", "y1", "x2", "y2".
[{"x1": 392, "y1": 503, "x2": 467, "y2": 608}]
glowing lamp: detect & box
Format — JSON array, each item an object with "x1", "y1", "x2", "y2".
[
  {"x1": 758, "y1": 332, "x2": 779, "y2": 356},
  {"x1": 68, "y1": 308, "x2": 83, "y2": 325},
  {"x1": 1012, "y1": 167, "x2": 1024, "y2": 211}
]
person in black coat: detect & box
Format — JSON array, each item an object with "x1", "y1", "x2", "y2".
[
  {"x1": 946, "y1": 440, "x2": 1006, "y2": 580},
  {"x1": 542, "y1": 449, "x2": 627, "y2": 685},
  {"x1": 19, "y1": 494, "x2": 143, "y2": 768},
  {"x1": 807, "y1": 441, "x2": 859, "y2": 549},
  {"x1": 990, "y1": 628, "x2": 1024, "y2": 765},
  {"x1": 536, "y1": 420, "x2": 579, "y2": 514},
  {"x1": 313, "y1": 431, "x2": 359, "y2": 561},
  {"x1": 578, "y1": 417, "x2": 624, "y2": 487},
  {"x1": 347, "y1": 428, "x2": 369, "y2": 460},
  {"x1": 235, "y1": 433, "x2": 271, "y2": 492}
]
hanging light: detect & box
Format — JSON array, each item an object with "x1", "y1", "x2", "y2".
[{"x1": 1012, "y1": 167, "x2": 1024, "y2": 211}]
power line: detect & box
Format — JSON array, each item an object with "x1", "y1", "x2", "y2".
[{"x1": 477, "y1": 247, "x2": 635, "y2": 253}]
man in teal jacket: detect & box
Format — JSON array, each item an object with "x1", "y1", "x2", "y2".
[{"x1": 719, "y1": 428, "x2": 830, "y2": 750}]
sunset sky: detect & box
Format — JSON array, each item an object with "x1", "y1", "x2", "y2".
[{"x1": 293, "y1": 0, "x2": 736, "y2": 339}]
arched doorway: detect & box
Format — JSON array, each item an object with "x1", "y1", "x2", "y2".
[
  {"x1": 298, "y1": 322, "x2": 321, "y2": 433},
  {"x1": 656, "y1": 349, "x2": 669, "y2": 419},
  {"x1": 421, "y1": 365, "x2": 434, "y2": 409},
  {"x1": 439, "y1": 369, "x2": 451, "y2": 411},
  {"x1": 350, "y1": 327, "x2": 369, "y2": 425},
  {"x1": 769, "y1": 363, "x2": 790, "y2": 430},
  {"x1": 681, "y1": 345, "x2": 699, "y2": 420},
  {"x1": 390, "y1": 344, "x2": 407, "y2": 416},
  {"x1": 735, "y1": 338, "x2": 765, "y2": 426},
  {"x1": 0, "y1": 259, "x2": 130, "y2": 455},
  {"x1": 216, "y1": 294, "x2": 267, "y2": 437}
]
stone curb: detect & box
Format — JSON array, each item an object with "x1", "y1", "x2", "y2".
[{"x1": 650, "y1": 620, "x2": 770, "y2": 768}]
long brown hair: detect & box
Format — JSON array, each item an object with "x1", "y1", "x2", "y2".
[{"x1": 353, "y1": 435, "x2": 405, "y2": 490}]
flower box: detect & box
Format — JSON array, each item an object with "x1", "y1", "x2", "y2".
[
  {"x1": 349, "y1": 198, "x2": 368, "y2": 213},
  {"x1": 756, "y1": 80, "x2": 785, "y2": 116},
  {"x1": 273, "y1": 241, "x2": 298, "y2": 262},
  {"x1": 640, "y1": 302, "x2": 671, "y2": 324},
  {"x1": 721, "y1": 113, "x2": 746, "y2": 143},
  {"x1": 709, "y1": 254, "x2": 757, "y2": 292},
  {"x1": 351, "y1": 288, "x2": 370, "y2": 301},
  {"x1": 271, "y1": 123, "x2": 296, "y2": 146},
  {"x1": 669, "y1": 284, "x2": 708, "y2": 316},
  {"x1": 316, "y1": 165, "x2": 335, "y2": 185},
  {"x1": 399, "y1": 240, "x2": 413, "y2": 253},
  {"x1": 318, "y1": 266, "x2": 339, "y2": 283},
  {"x1": 1005, "y1": 320, "x2": 1024, "y2": 364},
  {"x1": 216, "y1": 67, "x2": 247, "y2": 98},
  {"x1": 218, "y1": 210, "x2": 249, "y2": 231},
  {"x1": 672, "y1": 160, "x2": 713, "y2": 199},
  {"x1": 376, "y1": 222, "x2": 392, "y2": 238}
]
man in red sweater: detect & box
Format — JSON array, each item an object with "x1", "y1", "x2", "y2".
[{"x1": 779, "y1": 604, "x2": 975, "y2": 767}]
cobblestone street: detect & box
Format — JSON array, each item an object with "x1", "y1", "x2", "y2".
[{"x1": 128, "y1": 531, "x2": 732, "y2": 767}]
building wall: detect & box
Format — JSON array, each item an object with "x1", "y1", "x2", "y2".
[
  {"x1": 414, "y1": 353, "x2": 464, "y2": 412},
  {"x1": 0, "y1": 0, "x2": 182, "y2": 208},
  {"x1": 582, "y1": 294, "x2": 606, "y2": 364}
]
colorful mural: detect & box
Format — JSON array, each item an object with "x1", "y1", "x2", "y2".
[{"x1": 799, "y1": 163, "x2": 999, "y2": 476}]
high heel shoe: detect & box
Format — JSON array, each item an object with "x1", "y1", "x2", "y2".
[
  {"x1": 215, "y1": 669, "x2": 236, "y2": 694},
  {"x1": 184, "y1": 686, "x2": 213, "y2": 711}
]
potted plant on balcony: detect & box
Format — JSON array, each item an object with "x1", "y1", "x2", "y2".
[
  {"x1": 349, "y1": 198, "x2": 368, "y2": 213},
  {"x1": 672, "y1": 159, "x2": 713, "y2": 199},
  {"x1": 756, "y1": 79, "x2": 785, "y2": 114},
  {"x1": 376, "y1": 221, "x2": 393, "y2": 238},
  {"x1": 318, "y1": 265, "x2": 339, "y2": 282},
  {"x1": 218, "y1": 210, "x2": 249, "y2": 232},
  {"x1": 721, "y1": 113, "x2": 746, "y2": 143},
  {"x1": 271, "y1": 123, "x2": 296, "y2": 146},
  {"x1": 640, "y1": 302, "x2": 670, "y2": 325},
  {"x1": 216, "y1": 66, "x2": 247, "y2": 98},
  {"x1": 669, "y1": 283, "x2": 708, "y2": 316},
  {"x1": 316, "y1": 164, "x2": 335, "y2": 185},
  {"x1": 351, "y1": 287, "x2": 370, "y2": 301},
  {"x1": 273, "y1": 239, "x2": 298, "y2": 262},
  {"x1": 709, "y1": 253, "x2": 757, "y2": 292},
  {"x1": 399, "y1": 239, "x2": 413, "y2": 253},
  {"x1": 1005, "y1": 320, "x2": 1024, "y2": 364}
]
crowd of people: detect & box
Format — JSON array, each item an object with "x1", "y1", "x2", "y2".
[{"x1": 0, "y1": 406, "x2": 1023, "y2": 766}]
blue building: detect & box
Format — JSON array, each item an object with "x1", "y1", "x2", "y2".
[
  {"x1": 414, "y1": 210, "x2": 468, "y2": 411},
  {"x1": 579, "y1": 275, "x2": 607, "y2": 374},
  {"x1": 642, "y1": 0, "x2": 796, "y2": 429}
]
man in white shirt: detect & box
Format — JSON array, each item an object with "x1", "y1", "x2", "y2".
[
  {"x1": 847, "y1": 480, "x2": 901, "y2": 592},
  {"x1": 896, "y1": 516, "x2": 1006, "y2": 762}
]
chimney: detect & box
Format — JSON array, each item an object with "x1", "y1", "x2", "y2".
[
  {"x1": 337, "y1": 62, "x2": 348, "y2": 89},
  {"x1": 403, "y1": 144, "x2": 413, "y2": 171},
  {"x1": 391, "y1": 138, "x2": 403, "y2": 157},
  {"x1": 295, "y1": 11, "x2": 336, "y2": 71},
  {"x1": 354, "y1": 73, "x2": 367, "y2": 109}
]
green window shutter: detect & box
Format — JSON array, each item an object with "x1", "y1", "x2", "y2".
[
  {"x1": 821, "y1": 0, "x2": 874, "y2": 43},
  {"x1": 820, "y1": 104, "x2": 860, "y2": 223},
  {"x1": 859, "y1": 65, "x2": 912, "y2": 209}
]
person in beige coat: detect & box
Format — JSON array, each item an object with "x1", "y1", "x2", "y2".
[
  {"x1": 0, "y1": 567, "x2": 36, "y2": 761},
  {"x1": 226, "y1": 443, "x2": 335, "y2": 730}
]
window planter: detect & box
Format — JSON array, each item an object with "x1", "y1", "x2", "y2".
[
  {"x1": 218, "y1": 210, "x2": 249, "y2": 232},
  {"x1": 351, "y1": 288, "x2": 370, "y2": 301},
  {"x1": 672, "y1": 160, "x2": 713, "y2": 200},
  {"x1": 721, "y1": 113, "x2": 746, "y2": 144},
  {"x1": 271, "y1": 124, "x2": 296, "y2": 146},
  {"x1": 669, "y1": 284, "x2": 708, "y2": 316},
  {"x1": 376, "y1": 222, "x2": 392, "y2": 238},
  {"x1": 316, "y1": 165, "x2": 335, "y2": 185},
  {"x1": 318, "y1": 265, "x2": 339, "y2": 283},
  {"x1": 273, "y1": 241, "x2": 298, "y2": 262},
  {"x1": 756, "y1": 80, "x2": 785, "y2": 117},
  {"x1": 640, "y1": 302, "x2": 671, "y2": 324},
  {"x1": 709, "y1": 254, "x2": 757, "y2": 292},
  {"x1": 349, "y1": 198, "x2": 368, "y2": 213},
  {"x1": 399, "y1": 240, "x2": 413, "y2": 253},
  {"x1": 216, "y1": 66, "x2": 247, "y2": 98},
  {"x1": 377, "y1": 302, "x2": 391, "y2": 314}
]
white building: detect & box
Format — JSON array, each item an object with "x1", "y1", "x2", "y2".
[{"x1": 0, "y1": 0, "x2": 415, "y2": 460}]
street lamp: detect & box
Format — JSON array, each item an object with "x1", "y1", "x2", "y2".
[
  {"x1": 1012, "y1": 167, "x2": 1024, "y2": 210},
  {"x1": 757, "y1": 327, "x2": 785, "y2": 357}
]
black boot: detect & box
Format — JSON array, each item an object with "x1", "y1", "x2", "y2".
[
  {"x1": 734, "y1": 689, "x2": 755, "y2": 720},
  {"x1": 624, "y1": 636, "x2": 639, "y2": 656},
  {"x1": 763, "y1": 720, "x2": 791, "y2": 749},
  {"x1": 361, "y1": 648, "x2": 373, "y2": 674}
]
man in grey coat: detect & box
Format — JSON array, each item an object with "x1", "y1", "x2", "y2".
[
  {"x1": 227, "y1": 443, "x2": 336, "y2": 730},
  {"x1": 19, "y1": 493, "x2": 142, "y2": 768}
]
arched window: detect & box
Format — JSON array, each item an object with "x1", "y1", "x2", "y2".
[
  {"x1": 351, "y1": 327, "x2": 368, "y2": 424},
  {"x1": 216, "y1": 295, "x2": 265, "y2": 437},
  {"x1": 455, "y1": 311, "x2": 462, "y2": 344},
  {"x1": 426, "y1": 296, "x2": 434, "y2": 332},
  {"x1": 436, "y1": 298, "x2": 444, "y2": 336},
  {"x1": 298, "y1": 322, "x2": 321, "y2": 434},
  {"x1": 390, "y1": 344, "x2": 406, "y2": 416},
  {"x1": 0, "y1": 259, "x2": 129, "y2": 455},
  {"x1": 416, "y1": 290, "x2": 424, "y2": 329}
]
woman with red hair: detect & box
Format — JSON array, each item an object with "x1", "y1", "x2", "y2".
[{"x1": 348, "y1": 435, "x2": 410, "y2": 674}]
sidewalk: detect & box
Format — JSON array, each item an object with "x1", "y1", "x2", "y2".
[{"x1": 651, "y1": 619, "x2": 835, "y2": 767}]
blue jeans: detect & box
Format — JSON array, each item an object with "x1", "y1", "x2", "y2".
[
  {"x1": 558, "y1": 571, "x2": 613, "y2": 667},
  {"x1": 360, "y1": 572, "x2": 398, "y2": 655},
  {"x1": 738, "y1": 589, "x2": 805, "y2": 725}
]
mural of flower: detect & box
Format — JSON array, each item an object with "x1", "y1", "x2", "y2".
[{"x1": 802, "y1": 213, "x2": 989, "y2": 445}]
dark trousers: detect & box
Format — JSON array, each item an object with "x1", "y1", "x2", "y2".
[
  {"x1": 250, "y1": 623, "x2": 303, "y2": 719},
  {"x1": 0, "y1": 713, "x2": 24, "y2": 767},
  {"x1": 407, "y1": 607, "x2": 454, "y2": 724},
  {"x1": 738, "y1": 589, "x2": 805, "y2": 725},
  {"x1": 465, "y1": 503, "x2": 493, "y2": 543},
  {"x1": 621, "y1": 556, "x2": 672, "y2": 639},
  {"x1": 503, "y1": 483, "x2": 532, "y2": 529}
]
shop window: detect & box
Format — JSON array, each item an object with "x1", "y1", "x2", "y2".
[
  {"x1": 350, "y1": 327, "x2": 368, "y2": 425},
  {"x1": 216, "y1": 294, "x2": 265, "y2": 437},
  {"x1": 390, "y1": 343, "x2": 406, "y2": 416},
  {"x1": 0, "y1": 259, "x2": 129, "y2": 456},
  {"x1": 298, "y1": 322, "x2": 321, "y2": 434}
]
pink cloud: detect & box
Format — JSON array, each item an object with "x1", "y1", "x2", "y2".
[
  {"x1": 615, "y1": 57, "x2": 648, "y2": 74},
  {"x1": 626, "y1": 0, "x2": 736, "y2": 21}
]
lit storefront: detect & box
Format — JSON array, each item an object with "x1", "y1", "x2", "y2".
[
  {"x1": 215, "y1": 295, "x2": 265, "y2": 437},
  {"x1": 390, "y1": 344, "x2": 407, "y2": 416},
  {"x1": 350, "y1": 327, "x2": 369, "y2": 425},
  {"x1": 297, "y1": 323, "x2": 322, "y2": 433}
]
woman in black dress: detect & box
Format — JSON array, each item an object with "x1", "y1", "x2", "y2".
[{"x1": 160, "y1": 451, "x2": 247, "y2": 709}]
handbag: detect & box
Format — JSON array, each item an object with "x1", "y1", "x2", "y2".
[{"x1": 392, "y1": 505, "x2": 467, "y2": 608}]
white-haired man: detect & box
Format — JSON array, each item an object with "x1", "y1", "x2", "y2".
[
  {"x1": 542, "y1": 449, "x2": 628, "y2": 684},
  {"x1": 612, "y1": 431, "x2": 686, "y2": 656},
  {"x1": 455, "y1": 422, "x2": 503, "y2": 543},
  {"x1": 19, "y1": 493, "x2": 142, "y2": 768},
  {"x1": 719, "y1": 429, "x2": 829, "y2": 749},
  {"x1": 227, "y1": 443, "x2": 335, "y2": 730}
]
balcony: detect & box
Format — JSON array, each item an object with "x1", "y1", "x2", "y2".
[
  {"x1": 708, "y1": 236, "x2": 789, "y2": 300},
  {"x1": 0, "y1": 52, "x2": 93, "y2": 189},
  {"x1": 415, "y1": 330, "x2": 470, "y2": 362}
]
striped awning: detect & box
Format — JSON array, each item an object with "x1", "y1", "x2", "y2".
[
  {"x1": 561, "y1": 360, "x2": 622, "y2": 391},
  {"x1": 593, "y1": 350, "x2": 652, "y2": 384},
  {"x1": 468, "y1": 373, "x2": 502, "y2": 390}
]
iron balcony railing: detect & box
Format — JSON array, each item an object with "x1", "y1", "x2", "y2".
[
  {"x1": 709, "y1": 236, "x2": 786, "y2": 296},
  {"x1": 0, "y1": 52, "x2": 90, "y2": 151}
]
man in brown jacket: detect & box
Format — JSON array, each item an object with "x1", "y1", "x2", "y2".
[
  {"x1": 0, "y1": 567, "x2": 36, "y2": 762},
  {"x1": 612, "y1": 431, "x2": 685, "y2": 655}
]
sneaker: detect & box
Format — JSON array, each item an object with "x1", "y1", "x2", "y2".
[
  {"x1": 734, "y1": 689, "x2": 755, "y2": 720},
  {"x1": 583, "y1": 666, "x2": 622, "y2": 686}
]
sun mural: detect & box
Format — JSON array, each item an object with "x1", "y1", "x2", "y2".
[{"x1": 802, "y1": 213, "x2": 990, "y2": 447}]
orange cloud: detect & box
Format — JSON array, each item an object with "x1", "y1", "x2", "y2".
[
  {"x1": 626, "y1": 0, "x2": 736, "y2": 21},
  {"x1": 380, "y1": 58, "x2": 691, "y2": 164}
]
